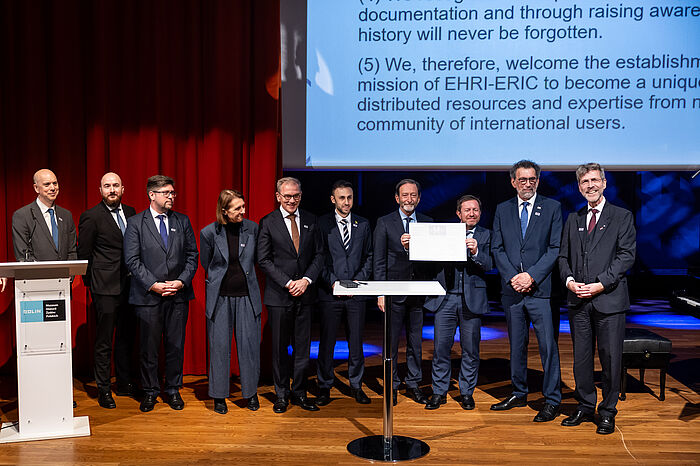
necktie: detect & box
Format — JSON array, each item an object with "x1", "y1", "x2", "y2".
[
  {"x1": 404, "y1": 217, "x2": 411, "y2": 233},
  {"x1": 520, "y1": 201, "x2": 529, "y2": 239},
  {"x1": 588, "y1": 208, "x2": 599, "y2": 234},
  {"x1": 287, "y1": 214, "x2": 300, "y2": 253},
  {"x1": 112, "y1": 208, "x2": 126, "y2": 234},
  {"x1": 466, "y1": 229, "x2": 474, "y2": 258},
  {"x1": 157, "y1": 214, "x2": 168, "y2": 248},
  {"x1": 48, "y1": 208, "x2": 59, "y2": 249},
  {"x1": 340, "y1": 218, "x2": 350, "y2": 250}
]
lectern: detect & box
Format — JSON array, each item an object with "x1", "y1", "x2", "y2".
[
  {"x1": 0, "y1": 260, "x2": 90, "y2": 443},
  {"x1": 335, "y1": 280, "x2": 445, "y2": 462}
]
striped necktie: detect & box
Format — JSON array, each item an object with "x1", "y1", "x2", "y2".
[{"x1": 340, "y1": 218, "x2": 350, "y2": 250}]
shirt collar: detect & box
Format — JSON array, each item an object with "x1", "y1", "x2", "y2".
[
  {"x1": 280, "y1": 205, "x2": 299, "y2": 218},
  {"x1": 399, "y1": 209, "x2": 417, "y2": 222},
  {"x1": 588, "y1": 196, "x2": 606, "y2": 212},
  {"x1": 335, "y1": 210, "x2": 351, "y2": 224},
  {"x1": 36, "y1": 198, "x2": 54, "y2": 213},
  {"x1": 518, "y1": 193, "x2": 537, "y2": 207},
  {"x1": 150, "y1": 206, "x2": 168, "y2": 219},
  {"x1": 103, "y1": 201, "x2": 122, "y2": 212}
]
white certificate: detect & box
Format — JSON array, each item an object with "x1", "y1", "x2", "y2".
[{"x1": 409, "y1": 222, "x2": 467, "y2": 262}]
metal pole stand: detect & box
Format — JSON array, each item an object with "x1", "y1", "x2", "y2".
[{"x1": 347, "y1": 296, "x2": 430, "y2": 462}]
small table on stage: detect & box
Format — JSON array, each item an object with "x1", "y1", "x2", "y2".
[{"x1": 334, "y1": 280, "x2": 445, "y2": 462}]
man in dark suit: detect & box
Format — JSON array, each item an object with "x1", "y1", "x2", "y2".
[
  {"x1": 491, "y1": 160, "x2": 563, "y2": 422},
  {"x1": 257, "y1": 177, "x2": 324, "y2": 413},
  {"x1": 316, "y1": 180, "x2": 373, "y2": 406},
  {"x1": 12, "y1": 169, "x2": 77, "y2": 262},
  {"x1": 424, "y1": 195, "x2": 492, "y2": 410},
  {"x1": 373, "y1": 179, "x2": 433, "y2": 405},
  {"x1": 78, "y1": 172, "x2": 137, "y2": 409},
  {"x1": 559, "y1": 163, "x2": 636, "y2": 435},
  {"x1": 123, "y1": 175, "x2": 198, "y2": 413}
]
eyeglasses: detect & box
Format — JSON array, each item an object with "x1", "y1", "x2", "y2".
[
  {"x1": 516, "y1": 177, "x2": 538, "y2": 185},
  {"x1": 279, "y1": 193, "x2": 301, "y2": 201},
  {"x1": 152, "y1": 190, "x2": 177, "y2": 198}
]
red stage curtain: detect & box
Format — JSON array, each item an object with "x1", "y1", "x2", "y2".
[{"x1": 0, "y1": 0, "x2": 281, "y2": 376}]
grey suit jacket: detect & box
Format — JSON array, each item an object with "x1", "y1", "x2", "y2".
[
  {"x1": 558, "y1": 202, "x2": 636, "y2": 313},
  {"x1": 424, "y1": 225, "x2": 493, "y2": 315},
  {"x1": 200, "y1": 219, "x2": 262, "y2": 319},
  {"x1": 123, "y1": 209, "x2": 199, "y2": 306},
  {"x1": 12, "y1": 201, "x2": 77, "y2": 262}
]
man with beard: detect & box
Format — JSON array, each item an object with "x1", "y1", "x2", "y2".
[
  {"x1": 78, "y1": 172, "x2": 137, "y2": 409},
  {"x1": 424, "y1": 195, "x2": 492, "y2": 410},
  {"x1": 491, "y1": 160, "x2": 563, "y2": 423},
  {"x1": 373, "y1": 179, "x2": 433, "y2": 405},
  {"x1": 124, "y1": 175, "x2": 198, "y2": 413},
  {"x1": 12, "y1": 169, "x2": 77, "y2": 262},
  {"x1": 558, "y1": 163, "x2": 636, "y2": 434}
]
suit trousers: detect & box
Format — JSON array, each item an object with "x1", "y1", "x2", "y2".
[
  {"x1": 317, "y1": 298, "x2": 366, "y2": 390},
  {"x1": 431, "y1": 294, "x2": 481, "y2": 396},
  {"x1": 268, "y1": 302, "x2": 312, "y2": 398},
  {"x1": 92, "y1": 292, "x2": 136, "y2": 392},
  {"x1": 504, "y1": 296, "x2": 562, "y2": 404},
  {"x1": 135, "y1": 300, "x2": 189, "y2": 396},
  {"x1": 390, "y1": 296, "x2": 424, "y2": 388},
  {"x1": 207, "y1": 296, "x2": 261, "y2": 399},
  {"x1": 569, "y1": 303, "x2": 625, "y2": 417}
]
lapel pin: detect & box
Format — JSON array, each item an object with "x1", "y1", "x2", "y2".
[
  {"x1": 240, "y1": 243, "x2": 245, "y2": 247},
  {"x1": 578, "y1": 227, "x2": 585, "y2": 231},
  {"x1": 536, "y1": 205, "x2": 542, "y2": 209},
  {"x1": 171, "y1": 228, "x2": 176, "y2": 232},
  {"x1": 534, "y1": 212, "x2": 541, "y2": 216},
  {"x1": 600, "y1": 225, "x2": 606, "y2": 230},
  {"x1": 303, "y1": 224, "x2": 309, "y2": 229},
  {"x1": 353, "y1": 223, "x2": 358, "y2": 228}
]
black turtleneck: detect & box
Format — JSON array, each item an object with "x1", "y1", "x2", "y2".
[{"x1": 220, "y1": 222, "x2": 248, "y2": 297}]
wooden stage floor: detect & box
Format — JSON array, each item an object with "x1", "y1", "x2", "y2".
[{"x1": 1, "y1": 308, "x2": 699, "y2": 464}]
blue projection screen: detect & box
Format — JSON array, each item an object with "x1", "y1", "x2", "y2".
[{"x1": 282, "y1": 0, "x2": 700, "y2": 169}]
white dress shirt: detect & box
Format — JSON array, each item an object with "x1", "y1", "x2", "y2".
[
  {"x1": 106, "y1": 202, "x2": 127, "y2": 231},
  {"x1": 518, "y1": 193, "x2": 537, "y2": 228},
  {"x1": 36, "y1": 198, "x2": 56, "y2": 237},
  {"x1": 150, "y1": 206, "x2": 169, "y2": 231},
  {"x1": 335, "y1": 211, "x2": 351, "y2": 240},
  {"x1": 279, "y1": 206, "x2": 312, "y2": 286}
]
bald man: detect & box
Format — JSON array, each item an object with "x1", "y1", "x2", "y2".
[
  {"x1": 13, "y1": 169, "x2": 77, "y2": 262},
  {"x1": 78, "y1": 173, "x2": 137, "y2": 409}
]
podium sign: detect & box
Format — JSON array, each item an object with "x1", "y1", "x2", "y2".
[{"x1": 0, "y1": 261, "x2": 90, "y2": 443}]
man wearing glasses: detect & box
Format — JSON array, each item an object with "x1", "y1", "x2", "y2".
[
  {"x1": 124, "y1": 175, "x2": 199, "y2": 413},
  {"x1": 491, "y1": 160, "x2": 563, "y2": 423},
  {"x1": 257, "y1": 177, "x2": 324, "y2": 413}
]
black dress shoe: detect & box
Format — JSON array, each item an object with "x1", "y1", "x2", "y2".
[
  {"x1": 167, "y1": 391, "x2": 185, "y2": 410},
  {"x1": 140, "y1": 394, "x2": 158, "y2": 412},
  {"x1": 561, "y1": 410, "x2": 594, "y2": 426},
  {"x1": 461, "y1": 395, "x2": 475, "y2": 410},
  {"x1": 316, "y1": 388, "x2": 331, "y2": 406},
  {"x1": 596, "y1": 416, "x2": 615, "y2": 435},
  {"x1": 115, "y1": 382, "x2": 134, "y2": 397},
  {"x1": 393, "y1": 390, "x2": 398, "y2": 406},
  {"x1": 351, "y1": 388, "x2": 371, "y2": 405},
  {"x1": 490, "y1": 395, "x2": 527, "y2": 411},
  {"x1": 407, "y1": 387, "x2": 427, "y2": 404},
  {"x1": 213, "y1": 398, "x2": 228, "y2": 414},
  {"x1": 533, "y1": 403, "x2": 559, "y2": 422},
  {"x1": 73, "y1": 401, "x2": 77, "y2": 409},
  {"x1": 290, "y1": 395, "x2": 320, "y2": 411},
  {"x1": 425, "y1": 394, "x2": 447, "y2": 410},
  {"x1": 273, "y1": 397, "x2": 288, "y2": 414},
  {"x1": 246, "y1": 394, "x2": 260, "y2": 411},
  {"x1": 98, "y1": 391, "x2": 116, "y2": 409}
]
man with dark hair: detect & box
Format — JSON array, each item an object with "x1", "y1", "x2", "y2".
[
  {"x1": 257, "y1": 177, "x2": 324, "y2": 413},
  {"x1": 559, "y1": 163, "x2": 636, "y2": 434},
  {"x1": 373, "y1": 178, "x2": 433, "y2": 405},
  {"x1": 316, "y1": 180, "x2": 373, "y2": 406},
  {"x1": 124, "y1": 175, "x2": 199, "y2": 413},
  {"x1": 424, "y1": 194, "x2": 492, "y2": 410},
  {"x1": 78, "y1": 172, "x2": 137, "y2": 409},
  {"x1": 491, "y1": 160, "x2": 563, "y2": 422},
  {"x1": 12, "y1": 169, "x2": 77, "y2": 262}
]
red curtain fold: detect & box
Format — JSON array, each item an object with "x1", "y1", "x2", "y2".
[{"x1": 0, "y1": 0, "x2": 281, "y2": 376}]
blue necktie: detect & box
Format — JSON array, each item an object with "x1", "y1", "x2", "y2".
[
  {"x1": 48, "y1": 208, "x2": 59, "y2": 250},
  {"x1": 112, "y1": 208, "x2": 126, "y2": 235},
  {"x1": 520, "y1": 202, "x2": 529, "y2": 239},
  {"x1": 157, "y1": 214, "x2": 168, "y2": 248},
  {"x1": 404, "y1": 217, "x2": 411, "y2": 233}
]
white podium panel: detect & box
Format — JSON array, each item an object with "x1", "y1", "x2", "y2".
[{"x1": 0, "y1": 261, "x2": 90, "y2": 443}]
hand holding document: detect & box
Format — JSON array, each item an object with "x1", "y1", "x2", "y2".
[{"x1": 408, "y1": 223, "x2": 467, "y2": 262}]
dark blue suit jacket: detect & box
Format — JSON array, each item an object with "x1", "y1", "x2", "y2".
[
  {"x1": 373, "y1": 210, "x2": 433, "y2": 303},
  {"x1": 424, "y1": 225, "x2": 492, "y2": 315},
  {"x1": 492, "y1": 195, "x2": 562, "y2": 303},
  {"x1": 318, "y1": 212, "x2": 373, "y2": 302},
  {"x1": 256, "y1": 208, "x2": 323, "y2": 306},
  {"x1": 558, "y1": 202, "x2": 636, "y2": 313},
  {"x1": 123, "y1": 209, "x2": 199, "y2": 305},
  {"x1": 200, "y1": 219, "x2": 262, "y2": 319}
]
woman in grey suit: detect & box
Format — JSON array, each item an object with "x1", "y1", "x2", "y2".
[{"x1": 200, "y1": 190, "x2": 262, "y2": 414}]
